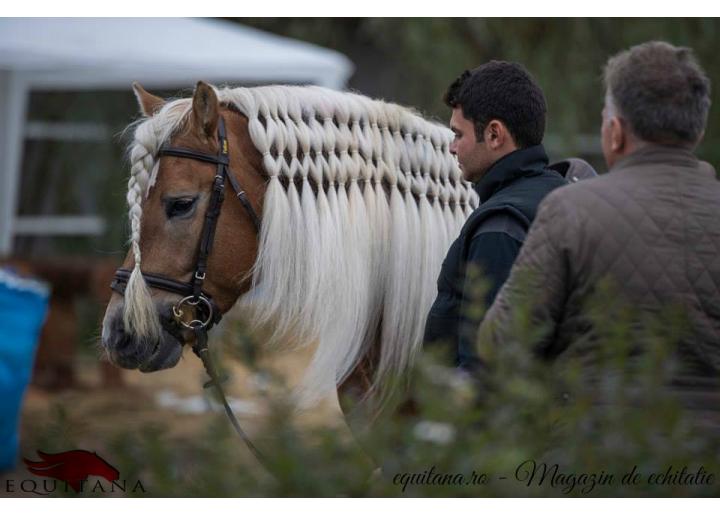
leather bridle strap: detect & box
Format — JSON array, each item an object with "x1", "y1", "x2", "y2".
[
  {"x1": 156, "y1": 132, "x2": 261, "y2": 233},
  {"x1": 157, "y1": 116, "x2": 260, "y2": 302},
  {"x1": 111, "y1": 267, "x2": 216, "y2": 304},
  {"x1": 192, "y1": 326, "x2": 274, "y2": 474}
]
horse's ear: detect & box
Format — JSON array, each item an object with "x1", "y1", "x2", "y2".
[
  {"x1": 132, "y1": 82, "x2": 164, "y2": 117},
  {"x1": 191, "y1": 81, "x2": 219, "y2": 139}
]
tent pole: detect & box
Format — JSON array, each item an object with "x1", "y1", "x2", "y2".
[{"x1": 0, "y1": 71, "x2": 28, "y2": 257}]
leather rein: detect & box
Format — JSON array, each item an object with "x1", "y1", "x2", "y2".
[{"x1": 110, "y1": 116, "x2": 271, "y2": 471}]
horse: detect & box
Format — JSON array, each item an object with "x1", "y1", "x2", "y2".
[{"x1": 100, "y1": 81, "x2": 478, "y2": 422}]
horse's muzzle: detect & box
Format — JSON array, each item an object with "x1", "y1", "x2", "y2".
[{"x1": 101, "y1": 303, "x2": 185, "y2": 372}]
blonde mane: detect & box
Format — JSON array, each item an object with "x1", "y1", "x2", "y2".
[{"x1": 123, "y1": 84, "x2": 478, "y2": 406}]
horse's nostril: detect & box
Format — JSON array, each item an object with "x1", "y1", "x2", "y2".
[
  {"x1": 104, "y1": 311, "x2": 135, "y2": 352},
  {"x1": 107, "y1": 326, "x2": 132, "y2": 352},
  {"x1": 116, "y1": 336, "x2": 133, "y2": 353},
  {"x1": 110, "y1": 312, "x2": 126, "y2": 336}
]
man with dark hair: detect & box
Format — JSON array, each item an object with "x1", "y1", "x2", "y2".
[
  {"x1": 479, "y1": 42, "x2": 720, "y2": 425},
  {"x1": 423, "y1": 61, "x2": 567, "y2": 373}
]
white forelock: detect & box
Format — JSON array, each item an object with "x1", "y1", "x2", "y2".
[{"x1": 124, "y1": 84, "x2": 478, "y2": 407}]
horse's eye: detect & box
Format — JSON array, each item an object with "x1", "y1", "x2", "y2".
[{"x1": 165, "y1": 197, "x2": 197, "y2": 219}]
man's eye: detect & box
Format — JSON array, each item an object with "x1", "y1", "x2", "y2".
[{"x1": 165, "y1": 198, "x2": 197, "y2": 219}]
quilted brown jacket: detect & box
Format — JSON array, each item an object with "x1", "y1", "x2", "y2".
[{"x1": 478, "y1": 144, "x2": 720, "y2": 421}]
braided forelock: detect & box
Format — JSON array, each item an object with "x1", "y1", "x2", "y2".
[{"x1": 122, "y1": 99, "x2": 193, "y2": 340}]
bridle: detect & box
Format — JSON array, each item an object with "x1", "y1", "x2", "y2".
[
  {"x1": 111, "y1": 116, "x2": 260, "y2": 332},
  {"x1": 110, "y1": 115, "x2": 271, "y2": 472}
]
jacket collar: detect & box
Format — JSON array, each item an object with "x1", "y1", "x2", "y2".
[
  {"x1": 474, "y1": 144, "x2": 550, "y2": 202},
  {"x1": 610, "y1": 144, "x2": 700, "y2": 173}
]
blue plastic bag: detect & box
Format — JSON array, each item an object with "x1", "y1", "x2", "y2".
[{"x1": 0, "y1": 267, "x2": 50, "y2": 472}]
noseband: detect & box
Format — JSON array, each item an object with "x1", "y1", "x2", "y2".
[
  {"x1": 109, "y1": 116, "x2": 271, "y2": 473},
  {"x1": 110, "y1": 116, "x2": 260, "y2": 330}
]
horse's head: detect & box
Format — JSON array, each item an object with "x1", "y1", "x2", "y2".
[{"x1": 101, "y1": 82, "x2": 264, "y2": 372}]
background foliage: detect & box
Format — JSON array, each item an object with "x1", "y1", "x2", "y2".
[{"x1": 241, "y1": 19, "x2": 720, "y2": 167}]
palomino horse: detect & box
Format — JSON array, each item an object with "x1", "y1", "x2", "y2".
[{"x1": 101, "y1": 81, "x2": 478, "y2": 417}]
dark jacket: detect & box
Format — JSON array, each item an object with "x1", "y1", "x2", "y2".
[
  {"x1": 479, "y1": 145, "x2": 720, "y2": 427},
  {"x1": 423, "y1": 144, "x2": 566, "y2": 371}
]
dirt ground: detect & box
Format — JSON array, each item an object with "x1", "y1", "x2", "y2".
[{"x1": 3, "y1": 337, "x2": 351, "y2": 497}]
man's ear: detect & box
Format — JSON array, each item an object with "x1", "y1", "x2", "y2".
[
  {"x1": 132, "y1": 82, "x2": 164, "y2": 117},
  {"x1": 484, "y1": 119, "x2": 514, "y2": 151},
  {"x1": 191, "y1": 81, "x2": 219, "y2": 139},
  {"x1": 608, "y1": 116, "x2": 626, "y2": 153}
]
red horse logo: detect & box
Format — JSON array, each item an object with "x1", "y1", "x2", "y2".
[{"x1": 24, "y1": 450, "x2": 120, "y2": 492}]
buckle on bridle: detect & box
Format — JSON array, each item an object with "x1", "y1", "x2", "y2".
[{"x1": 172, "y1": 295, "x2": 214, "y2": 329}]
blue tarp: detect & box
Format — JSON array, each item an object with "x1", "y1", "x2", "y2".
[{"x1": 0, "y1": 268, "x2": 49, "y2": 471}]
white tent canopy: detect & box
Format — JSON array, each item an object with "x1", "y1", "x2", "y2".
[{"x1": 0, "y1": 18, "x2": 354, "y2": 255}]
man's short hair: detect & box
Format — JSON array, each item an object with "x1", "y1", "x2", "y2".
[
  {"x1": 444, "y1": 61, "x2": 546, "y2": 148},
  {"x1": 604, "y1": 41, "x2": 711, "y2": 146}
]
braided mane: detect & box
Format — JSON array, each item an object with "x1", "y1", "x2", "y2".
[{"x1": 124, "y1": 85, "x2": 478, "y2": 406}]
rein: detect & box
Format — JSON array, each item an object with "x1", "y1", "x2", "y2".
[{"x1": 110, "y1": 116, "x2": 272, "y2": 472}]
